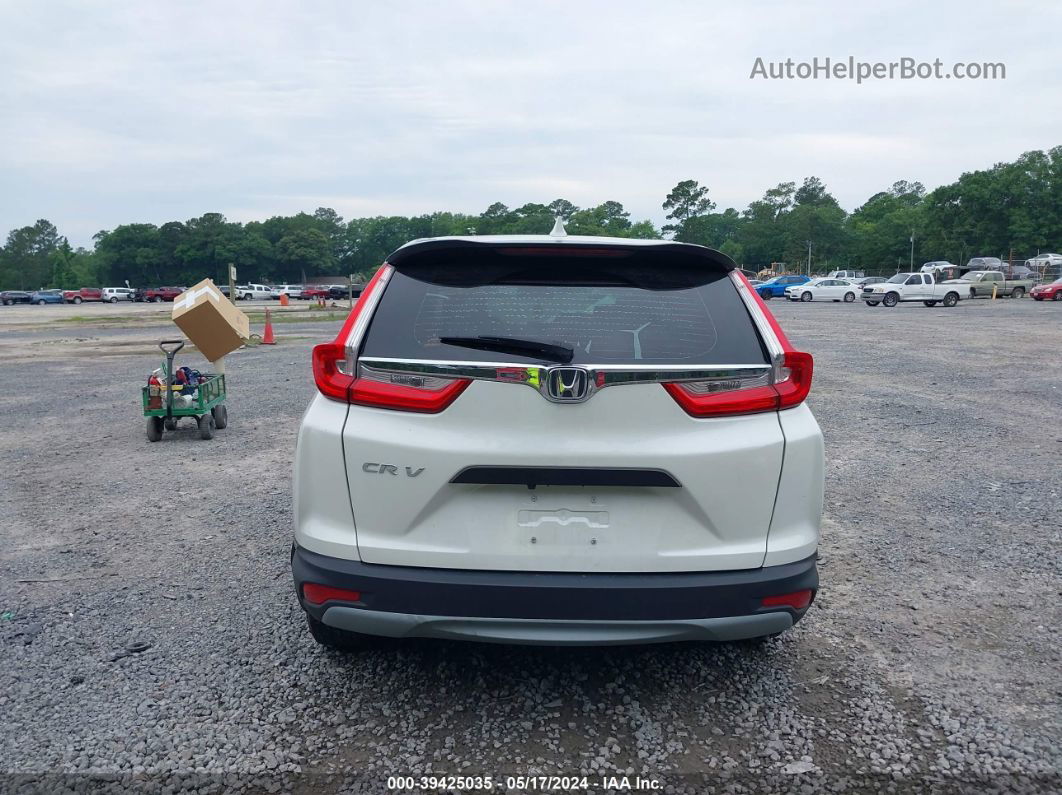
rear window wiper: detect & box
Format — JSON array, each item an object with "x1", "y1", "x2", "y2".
[{"x1": 438, "y1": 335, "x2": 574, "y2": 364}]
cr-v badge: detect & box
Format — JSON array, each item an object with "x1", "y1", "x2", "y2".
[{"x1": 362, "y1": 463, "x2": 425, "y2": 477}]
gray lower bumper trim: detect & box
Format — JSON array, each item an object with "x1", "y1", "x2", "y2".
[{"x1": 322, "y1": 606, "x2": 793, "y2": 646}]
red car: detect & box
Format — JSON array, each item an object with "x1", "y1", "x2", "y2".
[
  {"x1": 1030, "y1": 278, "x2": 1062, "y2": 301},
  {"x1": 135, "y1": 286, "x2": 186, "y2": 302},
  {"x1": 301, "y1": 286, "x2": 331, "y2": 300},
  {"x1": 63, "y1": 288, "x2": 103, "y2": 304}
]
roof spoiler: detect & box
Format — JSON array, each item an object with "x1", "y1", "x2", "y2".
[{"x1": 386, "y1": 238, "x2": 738, "y2": 272}]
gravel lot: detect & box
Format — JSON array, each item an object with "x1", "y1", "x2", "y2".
[{"x1": 1, "y1": 298, "x2": 1059, "y2": 793}]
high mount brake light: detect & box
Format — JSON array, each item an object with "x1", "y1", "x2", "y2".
[{"x1": 664, "y1": 351, "x2": 813, "y2": 417}]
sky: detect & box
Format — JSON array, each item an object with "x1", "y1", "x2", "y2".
[{"x1": 1, "y1": 0, "x2": 1059, "y2": 247}]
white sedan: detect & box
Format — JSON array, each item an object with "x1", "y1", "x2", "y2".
[{"x1": 785, "y1": 278, "x2": 859, "y2": 303}]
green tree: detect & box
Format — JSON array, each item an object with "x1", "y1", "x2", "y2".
[
  {"x1": 548, "y1": 199, "x2": 578, "y2": 221},
  {"x1": 662, "y1": 180, "x2": 715, "y2": 238},
  {"x1": 0, "y1": 219, "x2": 64, "y2": 289}
]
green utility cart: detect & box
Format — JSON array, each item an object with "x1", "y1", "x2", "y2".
[{"x1": 142, "y1": 340, "x2": 229, "y2": 441}]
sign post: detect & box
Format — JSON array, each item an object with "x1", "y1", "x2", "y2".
[{"x1": 228, "y1": 264, "x2": 237, "y2": 306}]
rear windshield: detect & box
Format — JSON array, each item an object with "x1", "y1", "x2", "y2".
[{"x1": 360, "y1": 259, "x2": 767, "y2": 365}]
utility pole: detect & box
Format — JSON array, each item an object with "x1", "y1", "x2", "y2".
[
  {"x1": 349, "y1": 239, "x2": 360, "y2": 309},
  {"x1": 228, "y1": 263, "x2": 237, "y2": 306},
  {"x1": 805, "y1": 241, "x2": 812, "y2": 276},
  {"x1": 910, "y1": 230, "x2": 915, "y2": 270}
]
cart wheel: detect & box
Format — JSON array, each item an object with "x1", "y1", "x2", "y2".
[
  {"x1": 164, "y1": 417, "x2": 178, "y2": 431},
  {"x1": 146, "y1": 416, "x2": 164, "y2": 442},
  {"x1": 212, "y1": 404, "x2": 228, "y2": 429},
  {"x1": 197, "y1": 413, "x2": 216, "y2": 440}
]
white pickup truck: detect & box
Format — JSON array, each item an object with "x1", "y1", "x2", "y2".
[{"x1": 861, "y1": 272, "x2": 964, "y2": 308}]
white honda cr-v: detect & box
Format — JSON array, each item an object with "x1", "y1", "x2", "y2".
[{"x1": 292, "y1": 231, "x2": 823, "y2": 649}]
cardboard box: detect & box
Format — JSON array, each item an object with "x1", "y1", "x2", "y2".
[{"x1": 171, "y1": 279, "x2": 250, "y2": 363}]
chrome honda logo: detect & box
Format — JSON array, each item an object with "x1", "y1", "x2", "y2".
[{"x1": 544, "y1": 367, "x2": 592, "y2": 403}]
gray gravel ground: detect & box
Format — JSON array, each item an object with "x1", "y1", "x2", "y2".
[{"x1": 0, "y1": 297, "x2": 1059, "y2": 793}]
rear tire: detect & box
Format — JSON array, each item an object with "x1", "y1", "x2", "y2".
[
  {"x1": 212, "y1": 404, "x2": 228, "y2": 429},
  {"x1": 146, "y1": 416, "x2": 163, "y2": 442},
  {"x1": 760, "y1": 292, "x2": 772, "y2": 300},
  {"x1": 154, "y1": 296, "x2": 163, "y2": 303},
  {"x1": 109, "y1": 297, "x2": 118, "y2": 303},
  {"x1": 197, "y1": 413, "x2": 216, "y2": 440},
  {"x1": 943, "y1": 291, "x2": 959, "y2": 307},
  {"x1": 866, "y1": 301, "x2": 880, "y2": 306},
  {"x1": 923, "y1": 300, "x2": 938, "y2": 307},
  {"x1": 800, "y1": 291, "x2": 812, "y2": 302},
  {"x1": 1011, "y1": 287, "x2": 1024, "y2": 299},
  {"x1": 1054, "y1": 292, "x2": 1062, "y2": 301},
  {"x1": 306, "y1": 614, "x2": 375, "y2": 652},
  {"x1": 37, "y1": 299, "x2": 46, "y2": 305},
  {"x1": 843, "y1": 292, "x2": 855, "y2": 302},
  {"x1": 882, "y1": 292, "x2": 899, "y2": 307},
  {"x1": 73, "y1": 297, "x2": 82, "y2": 304}
]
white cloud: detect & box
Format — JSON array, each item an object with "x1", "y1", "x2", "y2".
[{"x1": 1, "y1": 0, "x2": 1060, "y2": 245}]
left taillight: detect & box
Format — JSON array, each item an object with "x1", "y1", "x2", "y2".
[
  {"x1": 312, "y1": 341, "x2": 355, "y2": 402},
  {"x1": 663, "y1": 351, "x2": 813, "y2": 417},
  {"x1": 312, "y1": 346, "x2": 470, "y2": 412}
]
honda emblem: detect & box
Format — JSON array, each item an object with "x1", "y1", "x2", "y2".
[{"x1": 544, "y1": 367, "x2": 591, "y2": 403}]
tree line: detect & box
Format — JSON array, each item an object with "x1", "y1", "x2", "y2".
[{"x1": 1, "y1": 146, "x2": 1059, "y2": 291}]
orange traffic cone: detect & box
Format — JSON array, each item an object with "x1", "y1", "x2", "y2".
[{"x1": 262, "y1": 308, "x2": 276, "y2": 345}]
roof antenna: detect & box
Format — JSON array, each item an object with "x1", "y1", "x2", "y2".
[{"x1": 549, "y1": 217, "x2": 567, "y2": 237}]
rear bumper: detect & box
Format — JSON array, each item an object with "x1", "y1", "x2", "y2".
[{"x1": 292, "y1": 545, "x2": 817, "y2": 645}]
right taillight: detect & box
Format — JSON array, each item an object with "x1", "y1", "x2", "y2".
[{"x1": 664, "y1": 351, "x2": 813, "y2": 417}]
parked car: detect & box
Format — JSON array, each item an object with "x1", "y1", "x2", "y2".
[
  {"x1": 291, "y1": 233, "x2": 822, "y2": 650},
  {"x1": 327, "y1": 284, "x2": 363, "y2": 300},
  {"x1": 755, "y1": 274, "x2": 811, "y2": 299},
  {"x1": 30, "y1": 289, "x2": 64, "y2": 305},
  {"x1": 1, "y1": 290, "x2": 33, "y2": 305},
  {"x1": 135, "y1": 286, "x2": 185, "y2": 303},
  {"x1": 785, "y1": 278, "x2": 859, "y2": 303},
  {"x1": 1030, "y1": 277, "x2": 1062, "y2": 301},
  {"x1": 946, "y1": 270, "x2": 1034, "y2": 298},
  {"x1": 826, "y1": 269, "x2": 864, "y2": 280},
  {"x1": 102, "y1": 287, "x2": 135, "y2": 303},
  {"x1": 919, "y1": 261, "x2": 955, "y2": 273},
  {"x1": 236, "y1": 283, "x2": 272, "y2": 301},
  {"x1": 63, "y1": 288, "x2": 104, "y2": 304},
  {"x1": 270, "y1": 284, "x2": 304, "y2": 299},
  {"x1": 301, "y1": 285, "x2": 332, "y2": 301},
  {"x1": 964, "y1": 256, "x2": 1005, "y2": 272},
  {"x1": 862, "y1": 272, "x2": 963, "y2": 307},
  {"x1": 747, "y1": 279, "x2": 764, "y2": 286},
  {"x1": 1025, "y1": 253, "x2": 1062, "y2": 275},
  {"x1": 919, "y1": 262, "x2": 965, "y2": 282}
]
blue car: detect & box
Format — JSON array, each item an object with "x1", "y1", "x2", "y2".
[
  {"x1": 30, "y1": 289, "x2": 65, "y2": 305},
  {"x1": 756, "y1": 275, "x2": 811, "y2": 300}
]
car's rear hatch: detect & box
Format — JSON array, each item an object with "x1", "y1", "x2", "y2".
[{"x1": 327, "y1": 239, "x2": 798, "y2": 573}]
